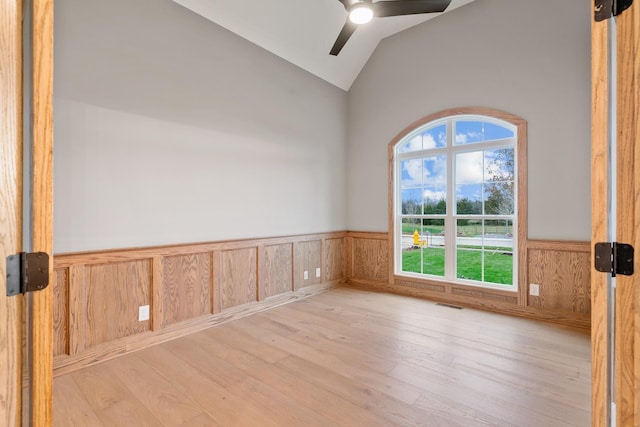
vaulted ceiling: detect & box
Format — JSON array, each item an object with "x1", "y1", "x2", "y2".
[{"x1": 171, "y1": 0, "x2": 476, "y2": 90}]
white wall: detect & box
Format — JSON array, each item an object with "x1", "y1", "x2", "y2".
[
  {"x1": 55, "y1": 0, "x2": 592, "y2": 253},
  {"x1": 347, "y1": 0, "x2": 591, "y2": 240},
  {"x1": 54, "y1": 0, "x2": 347, "y2": 252}
]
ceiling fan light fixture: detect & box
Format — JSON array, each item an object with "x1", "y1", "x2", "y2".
[{"x1": 349, "y1": 5, "x2": 373, "y2": 24}]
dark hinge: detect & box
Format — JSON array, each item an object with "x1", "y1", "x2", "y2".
[
  {"x1": 595, "y1": 0, "x2": 633, "y2": 21},
  {"x1": 5, "y1": 252, "x2": 50, "y2": 296},
  {"x1": 594, "y1": 242, "x2": 634, "y2": 277}
]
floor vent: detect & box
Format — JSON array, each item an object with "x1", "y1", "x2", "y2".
[{"x1": 435, "y1": 303, "x2": 463, "y2": 310}]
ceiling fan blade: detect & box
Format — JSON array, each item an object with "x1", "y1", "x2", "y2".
[
  {"x1": 330, "y1": 19, "x2": 358, "y2": 56},
  {"x1": 374, "y1": 0, "x2": 452, "y2": 17}
]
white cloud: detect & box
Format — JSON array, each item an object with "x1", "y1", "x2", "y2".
[
  {"x1": 401, "y1": 135, "x2": 422, "y2": 152},
  {"x1": 455, "y1": 131, "x2": 484, "y2": 145},
  {"x1": 401, "y1": 158, "x2": 422, "y2": 187},
  {"x1": 423, "y1": 156, "x2": 446, "y2": 185},
  {"x1": 401, "y1": 128, "x2": 447, "y2": 152},
  {"x1": 423, "y1": 134, "x2": 437, "y2": 149},
  {"x1": 455, "y1": 151, "x2": 483, "y2": 184},
  {"x1": 423, "y1": 188, "x2": 446, "y2": 201}
]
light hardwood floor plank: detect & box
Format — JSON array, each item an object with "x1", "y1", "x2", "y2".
[
  {"x1": 137, "y1": 345, "x2": 279, "y2": 427},
  {"x1": 53, "y1": 287, "x2": 590, "y2": 426},
  {"x1": 191, "y1": 330, "x2": 391, "y2": 427},
  {"x1": 94, "y1": 398, "x2": 163, "y2": 427},
  {"x1": 52, "y1": 376, "x2": 103, "y2": 427},
  {"x1": 163, "y1": 337, "x2": 339, "y2": 427},
  {"x1": 225, "y1": 317, "x2": 427, "y2": 406},
  {"x1": 105, "y1": 354, "x2": 206, "y2": 426}
]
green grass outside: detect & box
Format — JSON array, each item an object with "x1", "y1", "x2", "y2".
[{"x1": 402, "y1": 248, "x2": 513, "y2": 285}]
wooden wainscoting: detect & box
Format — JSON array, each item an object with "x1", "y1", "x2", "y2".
[
  {"x1": 347, "y1": 232, "x2": 389, "y2": 283},
  {"x1": 526, "y1": 240, "x2": 591, "y2": 314},
  {"x1": 160, "y1": 252, "x2": 212, "y2": 328},
  {"x1": 52, "y1": 232, "x2": 346, "y2": 376},
  {"x1": 215, "y1": 247, "x2": 258, "y2": 311},
  {"x1": 258, "y1": 243, "x2": 293, "y2": 300},
  {"x1": 85, "y1": 260, "x2": 152, "y2": 348},
  {"x1": 346, "y1": 232, "x2": 591, "y2": 329}
]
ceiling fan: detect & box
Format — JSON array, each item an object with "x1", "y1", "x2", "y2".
[{"x1": 330, "y1": 0, "x2": 452, "y2": 56}]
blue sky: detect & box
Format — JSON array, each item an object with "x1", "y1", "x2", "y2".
[{"x1": 400, "y1": 120, "x2": 514, "y2": 210}]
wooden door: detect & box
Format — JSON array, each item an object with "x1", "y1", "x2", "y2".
[
  {"x1": 0, "y1": 0, "x2": 54, "y2": 425},
  {"x1": 1, "y1": 2, "x2": 26, "y2": 424},
  {"x1": 591, "y1": 2, "x2": 640, "y2": 426}
]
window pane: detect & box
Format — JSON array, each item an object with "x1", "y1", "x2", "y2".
[
  {"x1": 456, "y1": 219, "x2": 482, "y2": 280},
  {"x1": 456, "y1": 219, "x2": 513, "y2": 285},
  {"x1": 421, "y1": 246, "x2": 445, "y2": 277},
  {"x1": 455, "y1": 121, "x2": 483, "y2": 145},
  {"x1": 456, "y1": 219, "x2": 482, "y2": 238},
  {"x1": 423, "y1": 188, "x2": 446, "y2": 214},
  {"x1": 398, "y1": 134, "x2": 422, "y2": 153},
  {"x1": 422, "y1": 155, "x2": 446, "y2": 214},
  {"x1": 484, "y1": 218, "x2": 513, "y2": 238},
  {"x1": 456, "y1": 184, "x2": 482, "y2": 214},
  {"x1": 422, "y1": 123, "x2": 447, "y2": 149},
  {"x1": 402, "y1": 247, "x2": 445, "y2": 276},
  {"x1": 400, "y1": 158, "x2": 423, "y2": 188},
  {"x1": 485, "y1": 122, "x2": 514, "y2": 139},
  {"x1": 484, "y1": 249, "x2": 513, "y2": 285},
  {"x1": 483, "y1": 148, "x2": 515, "y2": 215},
  {"x1": 401, "y1": 218, "x2": 421, "y2": 249},
  {"x1": 484, "y1": 148, "x2": 514, "y2": 181},
  {"x1": 484, "y1": 181, "x2": 514, "y2": 215},
  {"x1": 457, "y1": 249, "x2": 482, "y2": 281},
  {"x1": 424, "y1": 156, "x2": 446, "y2": 186},
  {"x1": 401, "y1": 188, "x2": 422, "y2": 214},
  {"x1": 401, "y1": 218, "x2": 422, "y2": 273},
  {"x1": 455, "y1": 120, "x2": 514, "y2": 145},
  {"x1": 401, "y1": 219, "x2": 444, "y2": 277},
  {"x1": 456, "y1": 219, "x2": 483, "y2": 251},
  {"x1": 398, "y1": 123, "x2": 447, "y2": 153},
  {"x1": 483, "y1": 218, "x2": 513, "y2": 286},
  {"x1": 423, "y1": 218, "x2": 445, "y2": 238},
  {"x1": 455, "y1": 151, "x2": 483, "y2": 185},
  {"x1": 401, "y1": 249, "x2": 422, "y2": 274},
  {"x1": 483, "y1": 219, "x2": 513, "y2": 285}
]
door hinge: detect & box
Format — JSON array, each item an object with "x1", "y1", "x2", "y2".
[
  {"x1": 5, "y1": 252, "x2": 50, "y2": 296},
  {"x1": 595, "y1": 0, "x2": 633, "y2": 21},
  {"x1": 594, "y1": 242, "x2": 634, "y2": 277}
]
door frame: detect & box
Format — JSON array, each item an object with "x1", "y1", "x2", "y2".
[
  {"x1": 0, "y1": 0, "x2": 54, "y2": 425},
  {"x1": 0, "y1": 0, "x2": 26, "y2": 425},
  {"x1": 591, "y1": 7, "x2": 610, "y2": 425},
  {"x1": 591, "y1": 2, "x2": 640, "y2": 426},
  {"x1": 29, "y1": 0, "x2": 54, "y2": 425}
]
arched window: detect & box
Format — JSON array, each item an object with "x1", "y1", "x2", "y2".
[{"x1": 390, "y1": 108, "x2": 526, "y2": 290}]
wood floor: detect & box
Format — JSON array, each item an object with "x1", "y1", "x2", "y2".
[{"x1": 53, "y1": 287, "x2": 591, "y2": 426}]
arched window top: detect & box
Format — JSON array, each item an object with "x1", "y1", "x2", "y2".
[{"x1": 397, "y1": 114, "x2": 517, "y2": 154}]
